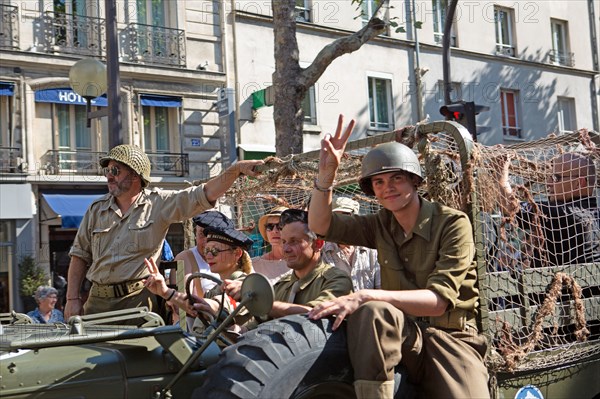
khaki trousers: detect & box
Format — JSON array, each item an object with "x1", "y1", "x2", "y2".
[
  {"x1": 83, "y1": 288, "x2": 157, "y2": 325},
  {"x1": 347, "y1": 301, "x2": 490, "y2": 399}
]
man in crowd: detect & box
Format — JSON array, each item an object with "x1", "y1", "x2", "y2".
[
  {"x1": 65, "y1": 144, "x2": 262, "y2": 320},
  {"x1": 321, "y1": 197, "x2": 381, "y2": 291},
  {"x1": 307, "y1": 115, "x2": 489, "y2": 399},
  {"x1": 498, "y1": 151, "x2": 599, "y2": 267}
]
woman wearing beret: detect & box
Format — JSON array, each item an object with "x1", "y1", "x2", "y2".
[
  {"x1": 252, "y1": 206, "x2": 290, "y2": 284},
  {"x1": 144, "y1": 217, "x2": 253, "y2": 332}
]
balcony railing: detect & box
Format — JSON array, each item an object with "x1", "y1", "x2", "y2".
[
  {"x1": 121, "y1": 23, "x2": 186, "y2": 67},
  {"x1": 43, "y1": 12, "x2": 105, "y2": 57},
  {"x1": 146, "y1": 152, "x2": 189, "y2": 177},
  {"x1": 41, "y1": 150, "x2": 189, "y2": 177},
  {"x1": 549, "y1": 49, "x2": 574, "y2": 67},
  {"x1": 0, "y1": 146, "x2": 21, "y2": 173},
  {"x1": 0, "y1": 4, "x2": 19, "y2": 50},
  {"x1": 496, "y1": 43, "x2": 515, "y2": 57}
]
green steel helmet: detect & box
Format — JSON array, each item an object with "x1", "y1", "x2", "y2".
[
  {"x1": 358, "y1": 142, "x2": 422, "y2": 196},
  {"x1": 99, "y1": 144, "x2": 151, "y2": 187}
]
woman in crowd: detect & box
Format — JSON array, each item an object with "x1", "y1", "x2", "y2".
[
  {"x1": 27, "y1": 286, "x2": 65, "y2": 324},
  {"x1": 252, "y1": 206, "x2": 290, "y2": 284}
]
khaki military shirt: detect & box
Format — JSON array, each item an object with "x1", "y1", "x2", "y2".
[
  {"x1": 274, "y1": 262, "x2": 353, "y2": 307},
  {"x1": 70, "y1": 185, "x2": 213, "y2": 284},
  {"x1": 326, "y1": 197, "x2": 479, "y2": 327}
]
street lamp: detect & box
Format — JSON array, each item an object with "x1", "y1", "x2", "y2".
[{"x1": 69, "y1": 58, "x2": 107, "y2": 128}]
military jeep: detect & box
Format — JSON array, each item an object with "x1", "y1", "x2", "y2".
[{"x1": 2, "y1": 121, "x2": 599, "y2": 398}]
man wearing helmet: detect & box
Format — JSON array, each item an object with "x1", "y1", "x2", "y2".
[
  {"x1": 307, "y1": 116, "x2": 489, "y2": 399},
  {"x1": 65, "y1": 144, "x2": 262, "y2": 320}
]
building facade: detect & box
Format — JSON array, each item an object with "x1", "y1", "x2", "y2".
[
  {"x1": 230, "y1": 0, "x2": 599, "y2": 157},
  {"x1": 0, "y1": 0, "x2": 232, "y2": 311}
]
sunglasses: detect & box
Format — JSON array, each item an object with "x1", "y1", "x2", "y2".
[
  {"x1": 203, "y1": 247, "x2": 234, "y2": 257},
  {"x1": 265, "y1": 223, "x2": 281, "y2": 232},
  {"x1": 102, "y1": 166, "x2": 121, "y2": 177},
  {"x1": 551, "y1": 173, "x2": 577, "y2": 183}
]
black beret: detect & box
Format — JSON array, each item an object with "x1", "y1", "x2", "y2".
[
  {"x1": 205, "y1": 227, "x2": 254, "y2": 249},
  {"x1": 192, "y1": 211, "x2": 235, "y2": 230}
]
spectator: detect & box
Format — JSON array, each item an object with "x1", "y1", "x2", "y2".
[
  {"x1": 321, "y1": 197, "x2": 381, "y2": 291},
  {"x1": 27, "y1": 286, "x2": 65, "y2": 324},
  {"x1": 65, "y1": 144, "x2": 262, "y2": 321},
  {"x1": 252, "y1": 206, "x2": 290, "y2": 284}
]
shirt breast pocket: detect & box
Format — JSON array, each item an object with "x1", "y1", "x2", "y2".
[
  {"x1": 91, "y1": 226, "x2": 112, "y2": 257},
  {"x1": 128, "y1": 219, "x2": 155, "y2": 256}
]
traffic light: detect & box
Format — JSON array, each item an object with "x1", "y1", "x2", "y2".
[{"x1": 440, "y1": 101, "x2": 489, "y2": 141}]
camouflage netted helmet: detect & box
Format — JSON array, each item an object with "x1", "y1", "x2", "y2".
[
  {"x1": 358, "y1": 142, "x2": 422, "y2": 196},
  {"x1": 99, "y1": 144, "x2": 151, "y2": 187}
]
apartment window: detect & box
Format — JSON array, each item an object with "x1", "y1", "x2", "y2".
[
  {"x1": 53, "y1": 0, "x2": 100, "y2": 49},
  {"x1": 494, "y1": 7, "x2": 515, "y2": 56},
  {"x1": 557, "y1": 97, "x2": 576, "y2": 134},
  {"x1": 432, "y1": 0, "x2": 457, "y2": 47},
  {"x1": 0, "y1": 83, "x2": 13, "y2": 148},
  {"x1": 368, "y1": 76, "x2": 393, "y2": 130},
  {"x1": 551, "y1": 19, "x2": 573, "y2": 66},
  {"x1": 302, "y1": 86, "x2": 317, "y2": 125},
  {"x1": 437, "y1": 80, "x2": 462, "y2": 103},
  {"x1": 136, "y1": 0, "x2": 173, "y2": 57},
  {"x1": 56, "y1": 104, "x2": 91, "y2": 150},
  {"x1": 142, "y1": 106, "x2": 171, "y2": 153},
  {"x1": 295, "y1": 0, "x2": 311, "y2": 22},
  {"x1": 500, "y1": 90, "x2": 521, "y2": 138}
]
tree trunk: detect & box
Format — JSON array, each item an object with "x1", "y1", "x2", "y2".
[{"x1": 273, "y1": 0, "x2": 305, "y2": 157}]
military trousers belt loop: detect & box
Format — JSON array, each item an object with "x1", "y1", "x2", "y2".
[{"x1": 90, "y1": 280, "x2": 145, "y2": 298}]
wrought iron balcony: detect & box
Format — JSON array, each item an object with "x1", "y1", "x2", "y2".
[
  {"x1": 0, "y1": 146, "x2": 21, "y2": 173},
  {"x1": 146, "y1": 152, "x2": 189, "y2": 177},
  {"x1": 121, "y1": 23, "x2": 186, "y2": 67},
  {"x1": 41, "y1": 150, "x2": 189, "y2": 177},
  {"x1": 549, "y1": 49, "x2": 574, "y2": 67},
  {"x1": 495, "y1": 43, "x2": 515, "y2": 57},
  {"x1": 43, "y1": 12, "x2": 105, "y2": 57},
  {"x1": 41, "y1": 149, "x2": 103, "y2": 175},
  {"x1": 0, "y1": 4, "x2": 19, "y2": 50}
]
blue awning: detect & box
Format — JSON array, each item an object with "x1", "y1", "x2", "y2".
[
  {"x1": 41, "y1": 194, "x2": 104, "y2": 228},
  {"x1": 0, "y1": 82, "x2": 14, "y2": 96},
  {"x1": 35, "y1": 88, "x2": 108, "y2": 106},
  {"x1": 140, "y1": 94, "x2": 182, "y2": 108}
]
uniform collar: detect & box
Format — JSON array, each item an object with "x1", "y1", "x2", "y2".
[
  {"x1": 289, "y1": 261, "x2": 328, "y2": 290},
  {"x1": 387, "y1": 196, "x2": 433, "y2": 242}
]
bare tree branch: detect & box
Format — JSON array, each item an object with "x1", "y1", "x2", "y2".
[{"x1": 301, "y1": 17, "x2": 386, "y2": 88}]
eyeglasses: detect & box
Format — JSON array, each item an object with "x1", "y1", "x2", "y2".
[
  {"x1": 203, "y1": 247, "x2": 234, "y2": 257},
  {"x1": 265, "y1": 223, "x2": 280, "y2": 232},
  {"x1": 102, "y1": 166, "x2": 121, "y2": 177},
  {"x1": 279, "y1": 209, "x2": 308, "y2": 229}
]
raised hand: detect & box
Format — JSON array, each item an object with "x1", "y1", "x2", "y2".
[
  {"x1": 317, "y1": 114, "x2": 355, "y2": 187},
  {"x1": 143, "y1": 258, "x2": 169, "y2": 298}
]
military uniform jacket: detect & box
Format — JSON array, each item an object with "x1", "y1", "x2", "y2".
[
  {"x1": 326, "y1": 197, "x2": 479, "y2": 330},
  {"x1": 274, "y1": 262, "x2": 353, "y2": 307},
  {"x1": 70, "y1": 185, "x2": 213, "y2": 285}
]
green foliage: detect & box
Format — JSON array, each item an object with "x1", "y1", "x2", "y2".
[{"x1": 19, "y1": 255, "x2": 47, "y2": 297}]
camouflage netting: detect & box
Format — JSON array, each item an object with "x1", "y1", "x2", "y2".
[{"x1": 218, "y1": 121, "x2": 599, "y2": 374}]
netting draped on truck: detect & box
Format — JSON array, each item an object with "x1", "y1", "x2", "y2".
[{"x1": 219, "y1": 121, "x2": 599, "y2": 374}]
